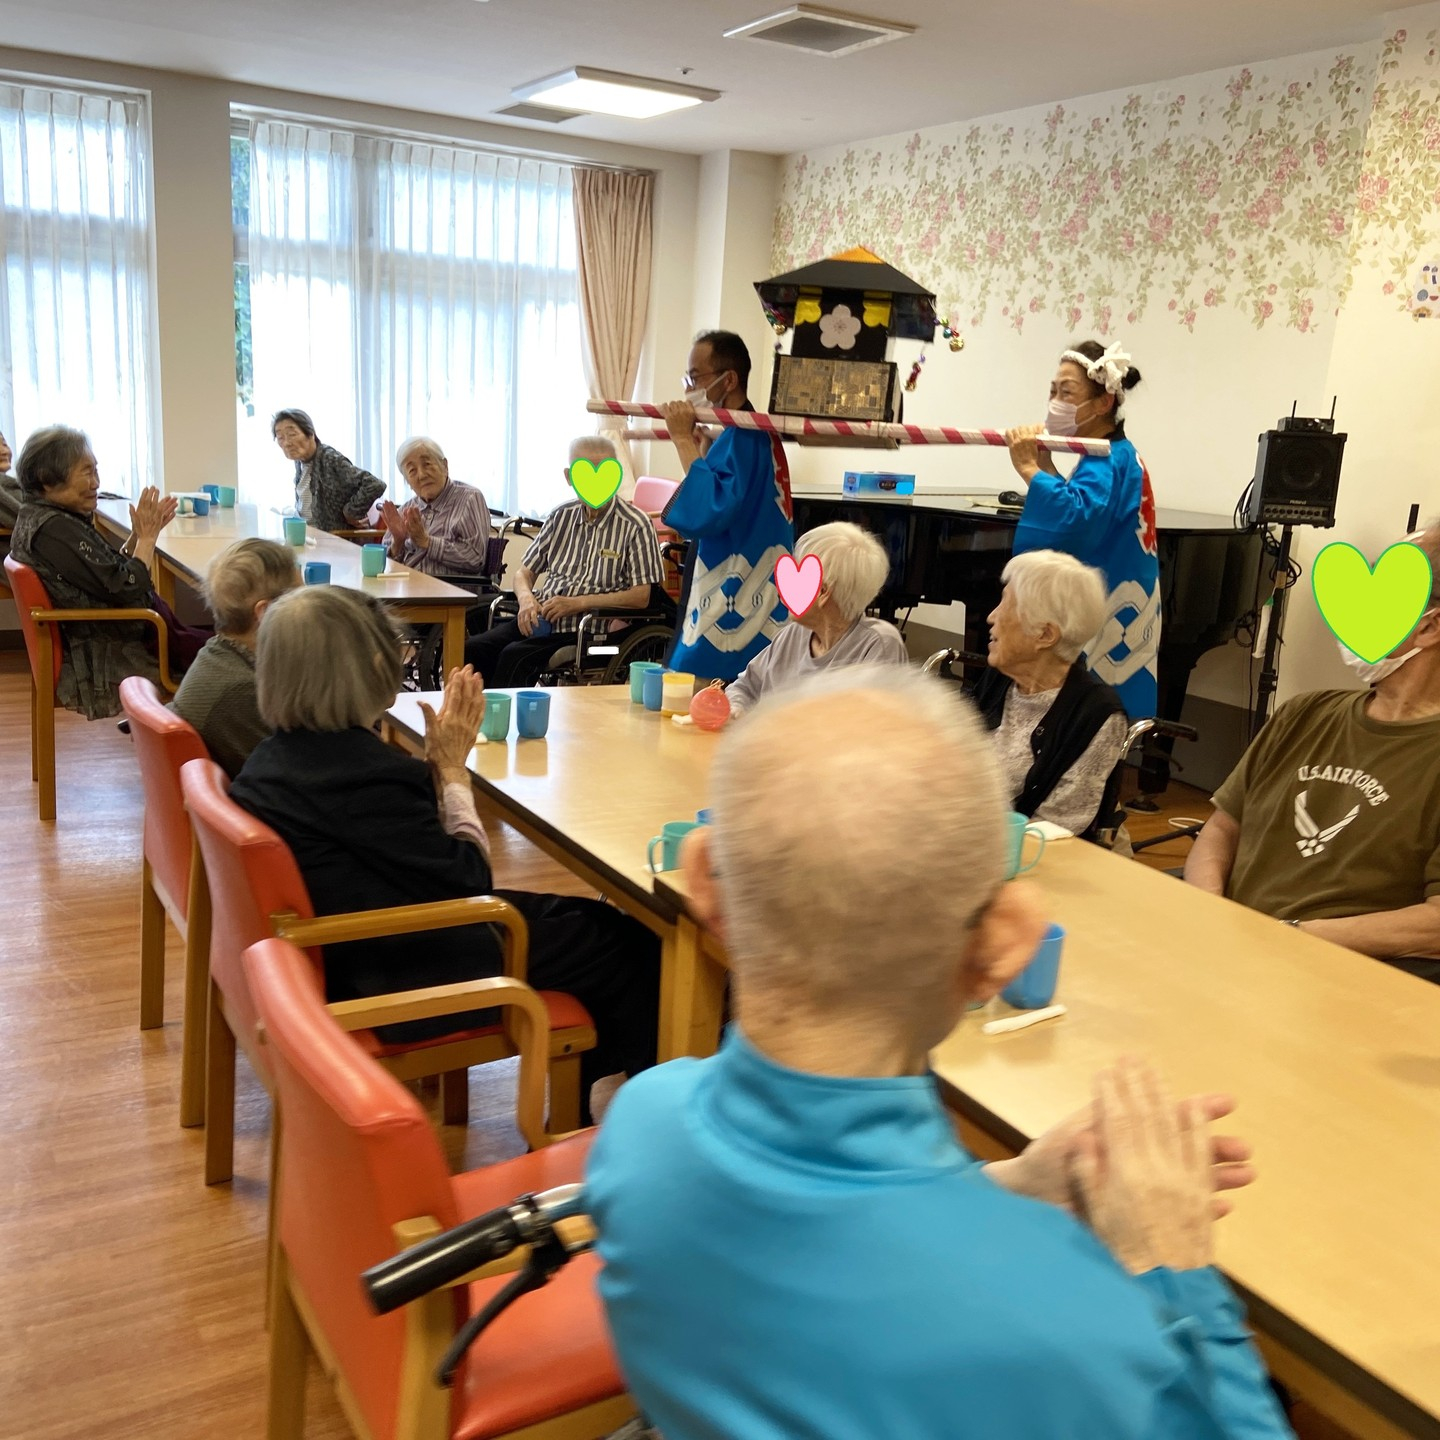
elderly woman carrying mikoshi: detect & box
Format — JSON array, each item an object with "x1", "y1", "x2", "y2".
[
  {"x1": 725, "y1": 521, "x2": 907, "y2": 715},
  {"x1": 1005, "y1": 339, "x2": 1160, "y2": 720},
  {"x1": 970, "y1": 550, "x2": 1128, "y2": 839},
  {"x1": 272, "y1": 407, "x2": 385, "y2": 532},
  {"x1": 9, "y1": 425, "x2": 209, "y2": 719}
]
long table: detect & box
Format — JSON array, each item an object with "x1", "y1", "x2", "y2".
[
  {"x1": 94, "y1": 498, "x2": 476, "y2": 675},
  {"x1": 926, "y1": 839, "x2": 1440, "y2": 1440},
  {"x1": 383, "y1": 686, "x2": 728, "y2": 1063}
]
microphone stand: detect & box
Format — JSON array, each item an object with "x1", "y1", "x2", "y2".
[{"x1": 1251, "y1": 523, "x2": 1295, "y2": 740}]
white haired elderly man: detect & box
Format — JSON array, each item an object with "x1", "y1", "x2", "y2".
[
  {"x1": 724, "y1": 521, "x2": 906, "y2": 715},
  {"x1": 586, "y1": 666, "x2": 1291, "y2": 1440},
  {"x1": 378, "y1": 436, "x2": 493, "y2": 578},
  {"x1": 1187, "y1": 519, "x2": 1440, "y2": 981},
  {"x1": 971, "y1": 549, "x2": 1128, "y2": 838},
  {"x1": 465, "y1": 435, "x2": 665, "y2": 687}
]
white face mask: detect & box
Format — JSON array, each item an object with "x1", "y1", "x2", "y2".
[
  {"x1": 1337, "y1": 608, "x2": 1437, "y2": 685},
  {"x1": 1045, "y1": 399, "x2": 1079, "y2": 436},
  {"x1": 684, "y1": 373, "x2": 728, "y2": 408}
]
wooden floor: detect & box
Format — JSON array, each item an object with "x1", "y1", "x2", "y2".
[{"x1": 0, "y1": 651, "x2": 1349, "y2": 1440}]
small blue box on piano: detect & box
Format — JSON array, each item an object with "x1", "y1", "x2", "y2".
[{"x1": 842, "y1": 471, "x2": 915, "y2": 497}]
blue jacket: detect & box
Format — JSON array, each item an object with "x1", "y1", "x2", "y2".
[
  {"x1": 1015, "y1": 434, "x2": 1161, "y2": 719},
  {"x1": 587, "y1": 1028, "x2": 1293, "y2": 1440},
  {"x1": 663, "y1": 425, "x2": 794, "y2": 682}
]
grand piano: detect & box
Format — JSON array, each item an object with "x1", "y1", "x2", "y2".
[{"x1": 791, "y1": 488, "x2": 1266, "y2": 787}]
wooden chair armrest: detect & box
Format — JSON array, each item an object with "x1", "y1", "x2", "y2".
[
  {"x1": 32, "y1": 604, "x2": 179, "y2": 691},
  {"x1": 325, "y1": 974, "x2": 547, "y2": 1035},
  {"x1": 273, "y1": 895, "x2": 528, "y2": 980}
]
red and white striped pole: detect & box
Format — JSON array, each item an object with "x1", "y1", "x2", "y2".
[{"x1": 589, "y1": 399, "x2": 1110, "y2": 457}]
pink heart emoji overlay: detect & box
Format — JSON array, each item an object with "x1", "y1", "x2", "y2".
[{"x1": 775, "y1": 553, "x2": 823, "y2": 616}]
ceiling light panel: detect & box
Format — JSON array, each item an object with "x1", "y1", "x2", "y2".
[{"x1": 512, "y1": 66, "x2": 721, "y2": 119}]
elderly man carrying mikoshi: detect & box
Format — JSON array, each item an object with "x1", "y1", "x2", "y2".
[{"x1": 587, "y1": 665, "x2": 1293, "y2": 1440}]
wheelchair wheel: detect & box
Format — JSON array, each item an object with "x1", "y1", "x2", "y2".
[{"x1": 601, "y1": 624, "x2": 674, "y2": 685}]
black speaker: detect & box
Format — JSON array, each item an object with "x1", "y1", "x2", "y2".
[{"x1": 1245, "y1": 427, "x2": 1345, "y2": 527}]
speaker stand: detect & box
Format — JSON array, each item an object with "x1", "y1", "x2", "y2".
[{"x1": 1251, "y1": 524, "x2": 1295, "y2": 740}]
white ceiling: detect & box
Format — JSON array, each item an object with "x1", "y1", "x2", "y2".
[{"x1": 0, "y1": 0, "x2": 1411, "y2": 155}]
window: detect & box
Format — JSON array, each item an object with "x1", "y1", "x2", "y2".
[
  {"x1": 0, "y1": 79, "x2": 157, "y2": 496},
  {"x1": 232, "y1": 113, "x2": 590, "y2": 518}
]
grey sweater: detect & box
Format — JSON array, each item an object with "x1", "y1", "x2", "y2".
[{"x1": 167, "y1": 634, "x2": 268, "y2": 777}]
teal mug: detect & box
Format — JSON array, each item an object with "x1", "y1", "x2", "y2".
[
  {"x1": 629, "y1": 661, "x2": 663, "y2": 705},
  {"x1": 360, "y1": 543, "x2": 387, "y2": 577},
  {"x1": 216, "y1": 485, "x2": 236, "y2": 508},
  {"x1": 1002, "y1": 923, "x2": 1065, "y2": 1009},
  {"x1": 515, "y1": 690, "x2": 550, "y2": 739},
  {"x1": 481, "y1": 692, "x2": 512, "y2": 742},
  {"x1": 1006, "y1": 812, "x2": 1046, "y2": 879},
  {"x1": 647, "y1": 820, "x2": 700, "y2": 873},
  {"x1": 283, "y1": 516, "x2": 307, "y2": 546}
]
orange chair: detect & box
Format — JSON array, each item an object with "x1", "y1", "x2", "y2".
[
  {"x1": 180, "y1": 759, "x2": 596, "y2": 1187},
  {"x1": 118, "y1": 678, "x2": 210, "y2": 1072},
  {"x1": 246, "y1": 937, "x2": 632, "y2": 1440},
  {"x1": 5, "y1": 553, "x2": 178, "y2": 822}
]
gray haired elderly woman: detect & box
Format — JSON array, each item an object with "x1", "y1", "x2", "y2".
[
  {"x1": 725, "y1": 521, "x2": 906, "y2": 715},
  {"x1": 970, "y1": 549, "x2": 1128, "y2": 838},
  {"x1": 167, "y1": 538, "x2": 300, "y2": 776},
  {"x1": 229, "y1": 587, "x2": 660, "y2": 1124},
  {"x1": 271, "y1": 408, "x2": 385, "y2": 532}
]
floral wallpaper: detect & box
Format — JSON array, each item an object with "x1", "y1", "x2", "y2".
[
  {"x1": 773, "y1": 45, "x2": 1387, "y2": 337},
  {"x1": 1348, "y1": 25, "x2": 1440, "y2": 309}
]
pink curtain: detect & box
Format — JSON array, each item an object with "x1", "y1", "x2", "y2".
[{"x1": 573, "y1": 168, "x2": 654, "y2": 491}]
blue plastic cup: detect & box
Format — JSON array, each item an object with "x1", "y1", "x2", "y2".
[
  {"x1": 515, "y1": 690, "x2": 550, "y2": 739},
  {"x1": 642, "y1": 666, "x2": 665, "y2": 711},
  {"x1": 1002, "y1": 923, "x2": 1065, "y2": 1009},
  {"x1": 302, "y1": 561, "x2": 331, "y2": 585},
  {"x1": 696, "y1": 808, "x2": 713, "y2": 825},
  {"x1": 191, "y1": 495, "x2": 210, "y2": 516},
  {"x1": 200, "y1": 484, "x2": 221, "y2": 503},
  {"x1": 629, "y1": 660, "x2": 663, "y2": 704}
]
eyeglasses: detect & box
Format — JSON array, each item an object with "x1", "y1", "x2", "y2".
[{"x1": 682, "y1": 369, "x2": 724, "y2": 390}]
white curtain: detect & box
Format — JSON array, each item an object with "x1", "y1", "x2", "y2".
[
  {"x1": 0, "y1": 82, "x2": 156, "y2": 496},
  {"x1": 244, "y1": 116, "x2": 588, "y2": 517}
]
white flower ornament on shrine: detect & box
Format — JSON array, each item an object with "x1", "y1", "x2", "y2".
[{"x1": 818, "y1": 303, "x2": 863, "y2": 351}]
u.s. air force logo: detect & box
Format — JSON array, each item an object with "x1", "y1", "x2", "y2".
[{"x1": 1293, "y1": 789, "x2": 1360, "y2": 858}]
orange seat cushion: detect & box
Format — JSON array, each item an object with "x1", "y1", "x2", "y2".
[
  {"x1": 360, "y1": 990, "x2": 595, "y2": 1060},
  {"x1": 448, "y1": 1131, "x2": 622, "y2": 1440},
  {"x1": 453, "y1": 1252, "x2": 624, "y2": 1440}
]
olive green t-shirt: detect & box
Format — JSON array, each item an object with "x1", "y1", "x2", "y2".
[{"x1": 1213, "y1": 690, "x2": 1440, "y2": 922}]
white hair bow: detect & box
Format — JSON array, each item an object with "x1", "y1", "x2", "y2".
[{"x1": 1060, "y1": 341, "x2": 1133, "y2": 395}]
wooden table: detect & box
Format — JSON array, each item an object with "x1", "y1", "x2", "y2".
[
  {"x1": 924, "y1": 838, "x2": 1440, "y2": 1440},
  {"x1": 383, "y1": 686, "x2": 728, "y2": 1063},
  {"x1": 94, "y1": 498, "x2": 475, "y2": 675}
]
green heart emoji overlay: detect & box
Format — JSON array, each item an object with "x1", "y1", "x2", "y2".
[
  {"x1": 1311, "y1": 541, "x2": 1434, "y2": 663},
  {"x1": 570, "y1": 457, "x2": 623, "y2": 509}
]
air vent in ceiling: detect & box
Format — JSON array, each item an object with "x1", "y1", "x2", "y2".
[
  {"x1": 723, "y1": 5, "x2": 914, "y2": 57},
  {"x1": 494, "y1": 102, "x2": 584, "y2": 123}
]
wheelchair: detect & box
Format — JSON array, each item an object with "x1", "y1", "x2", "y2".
[
  {"x1": 477, "y1": 580, "x2": 679, "y2": 688},
  {"x1": 401, "y1": 514, "x2": 537, "y2": 692},
  {"x1": 921, "y1": 647, "x2": 1198, "y2": 851}
]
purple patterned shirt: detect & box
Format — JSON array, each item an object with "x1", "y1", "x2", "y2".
[{"x1": 385, "y1": 479, "x2": 494, "y2": 577}]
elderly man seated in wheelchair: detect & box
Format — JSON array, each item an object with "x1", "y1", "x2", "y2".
[{"x1": 465, "y1": 435, "x2": 671, "y2": 688}]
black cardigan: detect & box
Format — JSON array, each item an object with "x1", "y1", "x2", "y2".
[
  {"x1": 970, "y1": 661, "x2": 1127, "y2": 839},
  {"x1": 230, "y1": 726, "x2": 503, "y2": 1038}
]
